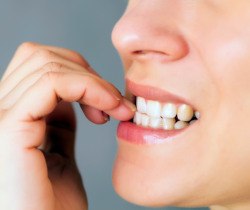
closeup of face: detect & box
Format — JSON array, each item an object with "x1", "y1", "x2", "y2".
[{"x1": 111, "y1": 1, "x2": 250, "y2": 209}]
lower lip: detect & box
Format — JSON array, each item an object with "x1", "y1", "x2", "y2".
[{"x1": 117, "y1": 121, "x2": 189, "y2": 145}]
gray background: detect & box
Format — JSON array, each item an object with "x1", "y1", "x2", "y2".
[{"x1": 0, "y1": 1, "x2": 209, "y2": 210}]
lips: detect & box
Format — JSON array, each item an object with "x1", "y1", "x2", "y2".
[
  {"x1": 126, "y1": 79, "x2": 195, "y2": 105},
  {"x1": 116, "y1": 79, "x2": 200, "y2": 144}
]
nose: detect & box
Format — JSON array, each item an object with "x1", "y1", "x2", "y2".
[{"x1": 112, "y1": 1, "x2": 189, "y2": 63}]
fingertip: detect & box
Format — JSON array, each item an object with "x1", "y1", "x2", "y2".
[
  {"x1": 122, "y1": 98, "x2": 137, "y2": 112},
  {"x1": 103, "y1": 81, "x2": 123, "y2": 102},
  {"x1": 81, "y1": 105, "x2": 110, "y2": 124},
  {"x1": 105, "y1": 98, "x2": 136, "y2": 121}
]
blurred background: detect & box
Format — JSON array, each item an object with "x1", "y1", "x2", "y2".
[{"x1": 0, "y1": 1, "x2": 208, "y2": 210}]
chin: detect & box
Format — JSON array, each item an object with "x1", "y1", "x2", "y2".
[
  {"x1": 112, "y1": 137, "x2": 212, "y2": 208},
  {"x1": 112, "y1": 155, "x2": 179, "y2": 207}
]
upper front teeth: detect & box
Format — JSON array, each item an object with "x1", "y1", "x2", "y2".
[
  {"x1": 136, "y1": 96, "x2": 195, "y2": 120},
  {"x1": 147, "y1": 100, "x2": 162, "y2": 117},
  {"x1": 137, "y1": 97, "x2": 147, "y2": 113},
  {"x1": 134, "y1": 96, "x2": 200, "y2": 130}
]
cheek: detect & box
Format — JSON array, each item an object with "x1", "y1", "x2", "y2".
[
  {"x1": 202, "y1": 26, "x2": 250, "y2": 102},
  {"x1": 196, "y1": 34, "x2": 250, "y2": 200},
  {"x1": 206, "y1": 35, "x2": 250, "y2": 133}
]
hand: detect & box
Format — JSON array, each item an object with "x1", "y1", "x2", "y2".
[{"x1": 0, "y1": 42, "x2": 135, "y2": 210}]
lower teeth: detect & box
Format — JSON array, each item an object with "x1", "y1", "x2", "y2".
[{"x1": 133, "y1": 111, "x2": 198, "y2": 130}]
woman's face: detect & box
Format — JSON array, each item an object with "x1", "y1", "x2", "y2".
[{"x1": 112, "y1": 1, "x2": 250, "y2": 209}]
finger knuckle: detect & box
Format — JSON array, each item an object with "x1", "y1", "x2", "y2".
[
  {"x1": 17, "y1": 42, "x2": 39, "y2": 54},
  {"x1": 38, "y1": 62, "x2": 64, "y2": 86},
  {"x1": 83, "y1": 76, "x2": 103, "y2": 105},
  {"x1": 33, "y1": 49, "x2": 56, "y2": 63},
  {"x1": 82, "y1": 74, "x2": 94, "y2": 85},
  {"x1": 40, "y1": 70, "x2": 61, "y2": 85},
  {"x1": 42, "y1": 62, "x2": 64, "y2": 74}
]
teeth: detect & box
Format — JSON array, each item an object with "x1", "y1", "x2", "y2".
[
  {"x1": 133, "y1": 96, "x2": 199, "y2": 130},
  {"x1": 174, "y1": 121, "x2": 189, "y2": 129},
  {"x1": 146, "y1": 100, "x2": 161, "y2": 117},
  {"x1": 195, "y1": 111, "x2": 200, "y2": 119},
  {"x1": 161, "y1": 103, "x2": 177, "y2": 118},
  {"x1": 162, "y1": 118, "x2": 175, "y2": 130},
  {"x1": 141, "y1": 114, "x2": 150, "y2": 127},
  {"x1": 137, "y1": 97, "x2": 147, "y2": 114},
  {"x1": 189, "y1": 120, "x2": 197, "y2": 125},
  {"x1": 177, "y1": 104, "x2": 194, "y2": 122},
  {"x1": 149, "y1": 117, "x2": 161, "y2": 129},
  {"x1": 133, "y1": 112, "x2": 142, "y2": 125}
]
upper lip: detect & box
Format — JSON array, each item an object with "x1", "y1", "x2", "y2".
[{"x1": 126, "y1": 79, "x2": 196, "y2": 108}]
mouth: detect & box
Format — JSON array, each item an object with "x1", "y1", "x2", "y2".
[{"x1": 117, "y1": 80, "x2": 200, "y2": 144}]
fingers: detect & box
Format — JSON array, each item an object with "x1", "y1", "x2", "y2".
[
  {"x1": 1, "y1": 69, "x2": 134, "y2": 149},
  {"x1": 2, "y1": 42, "x2": 94, "y2": 81},
  {"x1": 0, "y1": 46, "x2": 99, "y2": 100},
  {"x1": 0, "y1": 62, "x2": 134, "y2": 125},
  {"x1": 81, "y1": 105, "x2": 109, "y2": 124},
  {"x1": 105, "y1": 98, "x2": 136, "y2": 120},
  {"x1": 0, "y1": 62, "x2": 81, "y2": 109},
  {"x1": 81, "y1": 98, "x2": 136, "y2": 124},
  {"x1": 0, "y1": 42, "x2": 136, "y2": 155}
]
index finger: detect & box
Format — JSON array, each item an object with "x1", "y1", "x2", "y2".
[
  {"x1": 1, "y1": 72, "x2": 131, "y2": 149},
  {"x1": 2, "y1": 42, "x2": 96, "y2": 81}
]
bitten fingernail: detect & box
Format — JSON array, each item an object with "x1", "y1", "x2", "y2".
[
  {"x1": 112, "y1": 93, "x2": 122, "y2": 101},
  {"x1": 102, "y1": 112, "x2": 110, "y2": 121},
  {"x1": 122, "y1": 98, "x2": 137, "y2": 112},
  {"x1": 107, "y1": 87, "x2": 122, "y2": 101}
]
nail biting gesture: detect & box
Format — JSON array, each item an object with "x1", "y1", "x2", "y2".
[{"x1": 0, "y1": 42, "x2": 135, "y2": 210}]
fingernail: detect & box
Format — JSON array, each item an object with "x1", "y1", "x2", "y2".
[
  {"x1": 122, "y1": 98, "x2": 137, "y2": 112},
  {"x1": 105, "y1": 85, "x2": 122, "y2": 101},
  {"x1": 102, "y1": 112, "x2": 110, "y2": 122},
  {"x1": 113, "y1": 94, "x2": 121, "y2": 101},
  {"x1": 110, "y1": 89, "x2": 122, "y2": 101}
]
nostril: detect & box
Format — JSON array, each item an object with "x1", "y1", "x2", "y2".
[
  {"x1": 132, "y1": 49, "x2": 174, "y2": 62},
  {"x1": 133, "y1": 50, "x2": 168, "y2": 55},
  {"x1": 133, "y1": 50, "x2": 145, "y2": 55}
]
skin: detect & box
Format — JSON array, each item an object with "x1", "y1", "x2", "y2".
[
  {"x1": 1, "y1": 0, "x2": 250, "y2": 210},
  {"x1": 112, "y1": 1, "x2": 250, "y2": 210},
  {"x1": 0, "y1": 42, "x2": 135, "y2": 210}
]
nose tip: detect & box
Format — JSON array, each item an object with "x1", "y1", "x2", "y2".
[{"x1": 112, "y1": 11, "x2": 189, "y2": 63}]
